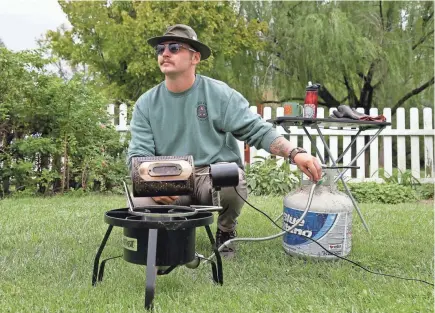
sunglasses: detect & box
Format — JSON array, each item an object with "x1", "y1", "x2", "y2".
[{"x1": 155, "y1": 43, "x2": 197, "y2": 55}]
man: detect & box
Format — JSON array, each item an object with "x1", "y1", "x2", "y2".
[{"x1": 127, "y1": 24, "x2": 322, "y2": 257}]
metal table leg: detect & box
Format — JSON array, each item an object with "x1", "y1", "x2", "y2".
[
  {"x1": 335, "y1": 129, "x2": 362, "y2": 164},
  {"x1": 334, "y1": 126, "x2": 386, "y2": 183},
  {"x1": 313, "y1": 125, "x2": 371, "y2": 233},
  {"x1": 302, "y1": 126, "x2": 325, "y2": 164}
]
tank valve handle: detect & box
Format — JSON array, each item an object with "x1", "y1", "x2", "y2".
[{"x1": 317, "y1": 165, "x2": 360, "y2": 186}]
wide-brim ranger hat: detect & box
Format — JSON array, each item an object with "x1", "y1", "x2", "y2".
[{"x1": 147, "y1": 24, "x2": 211, "y2": 60}]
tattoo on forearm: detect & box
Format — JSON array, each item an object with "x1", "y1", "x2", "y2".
[{"x1": 269, "y1": 137, "x2": 293, "y2": 158}]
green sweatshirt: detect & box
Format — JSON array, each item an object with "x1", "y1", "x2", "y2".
[{"x1": 127, "y1": 75, "x2": 281, "y2": 168}]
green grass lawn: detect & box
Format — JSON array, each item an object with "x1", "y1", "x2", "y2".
[{"x1": 0, "y1": 195, "x2": 433, "y2": 313}]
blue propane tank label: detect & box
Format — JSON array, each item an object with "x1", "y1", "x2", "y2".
[{"x1": 283, "y1": 206, "x2": 352, "y2": 258}]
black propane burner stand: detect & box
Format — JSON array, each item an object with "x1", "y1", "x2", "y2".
[{"x1": 92, "y1": 205, "x2": 223, "y2": 310}]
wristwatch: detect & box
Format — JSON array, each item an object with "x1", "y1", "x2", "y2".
[{"x1": 288, "y1": 147, "x2": 307, "y2": 164}]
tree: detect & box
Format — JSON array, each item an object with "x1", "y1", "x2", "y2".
[
  {"x1": 43, "y1": 1, "x2": 267, "y2": 103},
  {"x1": 236, "y1": 1, "x2": 433, "y2": 176},
  {"x1": 0, "y1": 38, "x2": 5, "y2": 48},
  {"x1": 243, "y1": 1, "x2": 434, "y2": 114}
]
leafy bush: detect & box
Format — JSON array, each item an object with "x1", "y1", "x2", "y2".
[
  {"x1": 345, "y1": 168, "x2": 433, "y2": 203},
  {"x1": 339, "y1": 182, "x2": 418, "y2": 204},
  {"x1": 375, "y1": 168, "x2": 421, "y2": 189},
  {"x1": 415, "y1": 184, "x2": 434, "y2": 200},
  {"x1": 245, "y1": 156, "x2": 299, "y2": 196},
  {"x1": 244, "y1": 159, "x2": 430, "y2": 204},
  {"x1": 0, "y1": 48, "x2": 129, "y2": 196}
]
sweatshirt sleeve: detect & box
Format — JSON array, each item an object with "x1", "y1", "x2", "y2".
[
  {"x1": 221, "y1": 89, "x2": 282, "y2": 152},
  {"x1": 127, "y1": 96, "x2": 155, "y2": 170}
]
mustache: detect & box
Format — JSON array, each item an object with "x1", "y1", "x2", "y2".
[{"x1": 160, "y1": 59, "x2": 173, "y2": 65}]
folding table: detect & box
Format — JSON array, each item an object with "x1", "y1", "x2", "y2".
[{"x1": 267, "y1": 116, "x2": 391, "y2": 233}]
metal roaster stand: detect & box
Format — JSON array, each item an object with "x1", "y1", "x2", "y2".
[{"x1": 91, "y1": 156, "x2": 240, "y2": 310}]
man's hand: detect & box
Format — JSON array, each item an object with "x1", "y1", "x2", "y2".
[
  {"x1": 269, "y1": 137, "x2": 322, "y2": 182},
  {"x1": 293, "y1": 153, "x2": 322, "y2": 182},
  {"x1": 152, "y1": 196, "x2": 179, "y2": 205}
]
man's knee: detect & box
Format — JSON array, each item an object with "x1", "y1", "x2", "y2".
[{"x1": 129, "y1": 196, "x2": 157, "y2": 208}]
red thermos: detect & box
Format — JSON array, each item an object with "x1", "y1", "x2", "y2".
[{"x1": 303, "y1": 82, "x2": 321, "y2": 118}]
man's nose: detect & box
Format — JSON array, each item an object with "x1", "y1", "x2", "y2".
[{"x1": 161, "y1": 46, "x2": 171, "y2": 57}]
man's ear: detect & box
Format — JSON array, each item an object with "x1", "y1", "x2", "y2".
[{"x1": 191, "y1": 52, "x2": 201, "y2": 65}]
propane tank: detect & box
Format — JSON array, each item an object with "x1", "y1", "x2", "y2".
[{"x1": 282, "y1": 170, "x2": 353, "y2": 260}]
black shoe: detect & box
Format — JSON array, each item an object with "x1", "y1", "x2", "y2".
[{"x1": 215, "y1": 229, "x2": 237, "y2": 258}]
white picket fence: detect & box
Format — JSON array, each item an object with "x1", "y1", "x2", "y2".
[{"x1": 108, "y1": 104, "x2": 435, "y2": 183}]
